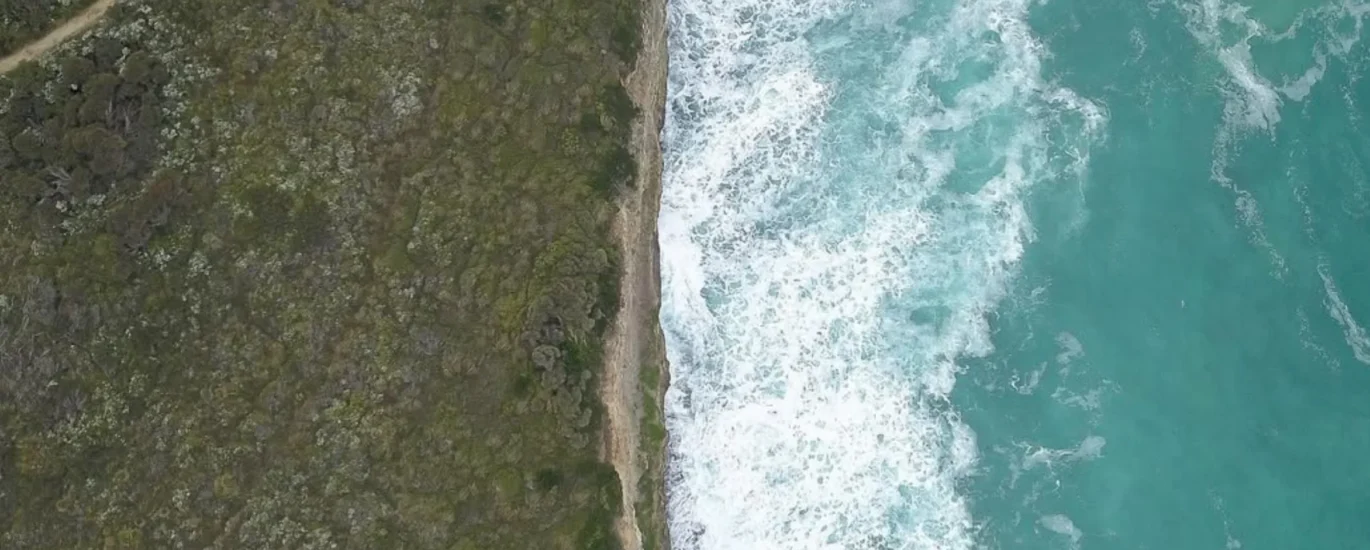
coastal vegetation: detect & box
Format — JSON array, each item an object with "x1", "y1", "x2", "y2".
[
  {"x1": 0, "y1": 0, "x2": 658, "y2": 548},
  {"x1": 1, "y1": 0, "x2": 100, "y2": 53}
]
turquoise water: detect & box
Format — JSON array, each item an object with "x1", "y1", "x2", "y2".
[{"x1": 658, "y1": 0, "x2": 1370, "y2": 548}]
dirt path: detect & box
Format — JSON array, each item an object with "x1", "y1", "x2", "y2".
[
  {"x1": 0, "y1": 0, "x2": 117, "y2": 75},
  {"x1": 601, "y1": 0, "x2": 670, "y2": 547}
]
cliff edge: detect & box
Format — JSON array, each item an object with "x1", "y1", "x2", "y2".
[{"x1": 601, "y1": 0, "x2": 671, "y2": 546}]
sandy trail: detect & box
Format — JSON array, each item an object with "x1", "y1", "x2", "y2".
[{"x1": 0, "y1": 0, "x2": 116, "y2": 75}]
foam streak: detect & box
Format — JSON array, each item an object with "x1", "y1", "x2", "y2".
[{"x1": 660, "y1": 0, "x2": 1102, "y2": 547}]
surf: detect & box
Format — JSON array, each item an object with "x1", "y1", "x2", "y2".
[{"x1": 657, "y1": 0, "x2": 1103, "y2": 547}]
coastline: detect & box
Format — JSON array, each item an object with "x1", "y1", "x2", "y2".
[{"x1": 601, "y1": 0, "x2": 671, "y2": 546}]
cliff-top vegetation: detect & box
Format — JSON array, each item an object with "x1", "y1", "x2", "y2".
[{"x1": 0, "y1": 0, "x2": 645, "y2": 548}]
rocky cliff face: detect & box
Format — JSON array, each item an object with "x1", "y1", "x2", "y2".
[{"x1": 601, "y1": 0, "x2": 672, "y2": 547}]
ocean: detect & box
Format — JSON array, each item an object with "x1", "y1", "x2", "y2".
[{"x1": 656, "y1": 0, "x2": 1370, "y2": 548}]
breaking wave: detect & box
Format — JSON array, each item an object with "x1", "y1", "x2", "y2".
[{"x1": 658, "y1": 0, "x2": 1103, "y2": 547}]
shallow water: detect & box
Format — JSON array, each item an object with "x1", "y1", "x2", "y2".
[{"x1": 659, "y1": 0, "x2": 1370, "y2": 548}]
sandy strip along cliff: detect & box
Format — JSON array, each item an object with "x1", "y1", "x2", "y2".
[{"x1": 601, "y1": 0, "x2": 671, "y2": 546}]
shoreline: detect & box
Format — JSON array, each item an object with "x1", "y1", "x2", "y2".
[{"x1": 601, "y1": 0, "x2": 671, "y2": 546}]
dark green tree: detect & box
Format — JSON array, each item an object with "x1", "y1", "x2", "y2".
[{"x1": 60, "y1": 56, "x2": 96, "y2": 90}]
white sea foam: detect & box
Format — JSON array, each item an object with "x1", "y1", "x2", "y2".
[
  {"x1": 1297, "y1": 308, "x2": 1344, "y2": 370},
  {"x1": 659, "y1": 0, "x2": 1101, "y2": 547},
  {"x1": 1317, "y1": 265, "x2": 1370, "y2": 365},
  {"x1": 1179, "y1": 0, "x2": 1282, "y2": 130},
  {"x1": 1055, "y1": 332, "x2": 1085, "y2": 367},
  {"x1": 1008, "y1": 362, "x2": 1046, "y2": 395},
  {"x1": 1051, "y1": 384, "x2": 1116, "y2": 415},
  {"x1": 1179, "y1": 3, "x2": 1370, "y2": 169},
  {"x1": 1172, "y1": 0, "x2": 1370, "y2": 278},
  {"x1": 1180, "y1": 0, "x2": 1370, "y2": 122},
  {"x1": 1035, "y1": 512, "x2": 1079, "y2": 537},
  {"x1": 1210, "y1": 493, "x2": 1246, "y2": 550},
  {"x1": 1020, "y1": 435, "x2": 1107, "y2": 471},
  {"x1": 1179, "y1": 0, "x2": 1288, "y2": 280},
  {"x1": 1040, "y1": 514, "x2": 1083, "y2": 547}
]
